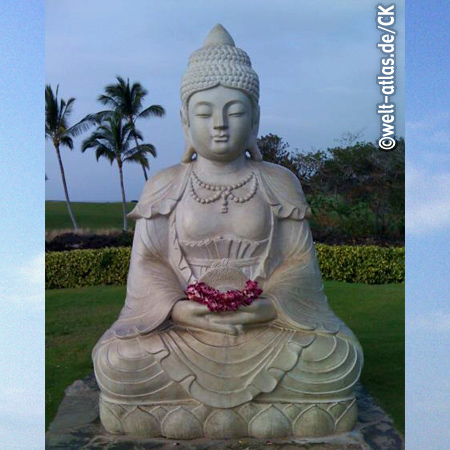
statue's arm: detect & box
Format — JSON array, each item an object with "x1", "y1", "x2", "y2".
[
  {"x1": 107, "y1": 218, "x2": 186, "y2": 338},
  {"x1": 261, "y1": 164, "x2": 321, "y2": 308},
  {"x1": 262, "y1": 217, "x2": 349, "y2": 335},
  {"x1": 264, "y1": 218, "x2": 320, "y2": 296}
]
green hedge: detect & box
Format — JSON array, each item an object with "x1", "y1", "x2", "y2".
[
  {"x1": 46, "y1": 245, "x2": 404, "y2": 289},
  {"x1": 316, "y1": 244, "x2": 404, "y2": 284},
  {"x1": 46, "y1": 247, "x2": 131, "y2": 289}
]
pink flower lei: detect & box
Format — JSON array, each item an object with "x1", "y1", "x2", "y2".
[{"x1": 185, "y1": 280, "x2": 263, "y2": 312}]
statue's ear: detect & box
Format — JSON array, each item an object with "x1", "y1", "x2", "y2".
[
  {"x1": 253, "y1": 105, "x2": 260, "y2": 127},
  {"x1": 248, "y1": 105, "x2": 262, "y2": 161},
  {"x1": 180, "y1": 109, "x2": 196, "y2": 163}
]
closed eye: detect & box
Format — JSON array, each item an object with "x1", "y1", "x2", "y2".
[{"x1": 229, "y1": 112, "x2": 245, "y2": 117}]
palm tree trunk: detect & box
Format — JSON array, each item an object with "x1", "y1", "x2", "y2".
[
  {"x1": 117, "y1": 160, "x2": 128, "y2": 231},
  {"x1": 141, "y1": 164, "x2": 148, "y2": 182},
  {"x1": 55, "y1": 144, "x2": 78, "y2": 231},
  {"x1": 132, "y1": 134, "x2": 148, "y2": 181}
]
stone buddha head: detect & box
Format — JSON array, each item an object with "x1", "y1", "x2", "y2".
[{"x1": 180, "y1": 24, "x2": 262, "y2": 163}]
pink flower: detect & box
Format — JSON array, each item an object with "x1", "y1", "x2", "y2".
[{"x1": 186, "y1": 280, "x2": 263, "y2": 312}]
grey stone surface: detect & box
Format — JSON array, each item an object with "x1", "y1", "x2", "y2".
[{"x1": 46, "y1": 375, "x2": 404, "y2": 450}]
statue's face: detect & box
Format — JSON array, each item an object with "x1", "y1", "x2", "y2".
[{"x1": 186, "y1": 85, "x2": 255, "y2": 162}]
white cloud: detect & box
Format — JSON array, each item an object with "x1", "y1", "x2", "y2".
[
  {"x1": 431, "y1": 130, "x2": 450, "y2": 145},
  {"x1": 406, "y1": 166, "x2": 450, "y2": 234},
  {"x1": 407, "y1": 311, "x2": 450, "y2": 333},
  {"x1": 408, "y1": 397, "x2": 450, "y2": 414},
  {"x1": 19, "y1": 252, "x2": 45, "y2": 285},
  {"x1": 0, "y1": 253, "x2": 45, "y2": 449},
  {"x1": 0, "y1": 386, "x2": 43, "y2": 418},
  {"x1": 406, "y1": 111, "x2": 450, "y2": 132},
  {"x1": 0, "y1": 252, "x2": 44, "y2": 309}
]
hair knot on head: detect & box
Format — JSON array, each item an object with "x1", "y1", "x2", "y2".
[{"x1": 180, "y1": 24, "x2": 259, "y2": 114}]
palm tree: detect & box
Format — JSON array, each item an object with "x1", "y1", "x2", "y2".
[
  {"x1": 45, "y1": 85, "x2": 92, "y2": 231},
  {"x1": 87, "y1": 76, "x2": 165, "y2": 181},
  {"x1": 81, "y1": 113, "x2": 156, "y2": 231}
]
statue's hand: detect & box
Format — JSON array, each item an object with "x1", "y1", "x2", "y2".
[
  {"x1": 208, "y1": 297, "x2": 277, "y2": 332},
  {"x1": 171, "y1": 300, "x2": 245, "y2": 335}
]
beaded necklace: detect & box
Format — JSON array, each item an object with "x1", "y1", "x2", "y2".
[{"x1": 189, "y1": 171, "x2": 258, "y2": 213}]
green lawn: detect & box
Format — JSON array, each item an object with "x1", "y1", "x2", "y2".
[
  {"x1": 46, "y1": 281, "x2": 404, "y2": 433},
  {"x1": 45, "y1": 201, "x2": 136, "y2": 231},
  {"x1": 326, "y1": 281, "x2": 404, "y2": 433}
]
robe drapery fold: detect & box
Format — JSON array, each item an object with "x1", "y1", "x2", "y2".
[{"x1": 93, "y1": 217, "x2": 186, "y2": 352}]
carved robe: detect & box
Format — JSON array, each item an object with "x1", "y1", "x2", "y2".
[{"x1": 93, "y1": 160, "x2": 363, "y2": 410}]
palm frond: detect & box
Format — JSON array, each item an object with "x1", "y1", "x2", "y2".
[
  {"x1": 45, "y1": 84, "x2": 59, "y2": 137},
  {"x1": 123, "y1": 151, "x2": 149, "y2": 168},
  {"x1": 81, "y1": 135, "x2": 99, "y2": 153},
  {"x1": 131, "y1": 82, "x2": 147, "y2": 99},
  {"x1": 45, "y1": 125, "x2": 52, "y2": 140},
  {"x1": 131, "y1": 128, "x2": 144, "y2": 141},
  {"x1": 59, "y1": 97, "x2": 76, "y2": 128},
  {"x1": 67, "y1": 115, "x2": 98, "y2": 137},
  {"x1": 131, "y1": 83, "x2": 147, "y2": 112},
  {"x1": 95, "y1": 144, "x2": 116, "y2": 164},
  {"x1": 62, "y1": 97, "x2": 76, "y2": 119},
  {"x1": 60, "y1": 135, "x2": 74, "y2": 149},
  {"x1": 138, "y1": 104, "x2": 165, "y2": 119},
  {"x1": 45, "y1": 84, "x2": 87, "y2": 144},
  {"x1": 98, "y1": 94, "x2": 120, "y2": 109},
  {"x1": 124, "y1": 143, "x2": 157, "y2": 159},
  {"x1": 83, "y1": 110, "x2": 115, "y2": 124},
  {"x1": 139, "y1": 144, "x2": 157, "y2": 158}
]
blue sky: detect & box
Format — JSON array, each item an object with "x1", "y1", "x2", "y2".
[
  {"x1": 0, "y1": 1, "x2": 44, "y2": 448},
  {"x1": 45, "y1": 0, "x2": 405, "y2": 202},
  {"x1": 405, "y1": 1, "x2": 450, "y2": 449}
]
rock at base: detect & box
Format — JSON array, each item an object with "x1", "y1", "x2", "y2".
[{"x1": 46, "y1": 374, "x2": 404, "y2": 450}]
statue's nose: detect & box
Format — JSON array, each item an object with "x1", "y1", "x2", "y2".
[{"x1": 213, "y1": 112, "x2": 228, "y2": 130}]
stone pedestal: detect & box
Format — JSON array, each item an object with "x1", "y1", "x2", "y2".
[{"x1": 46, "y1": 374, "x2": 404, "y2": 450}]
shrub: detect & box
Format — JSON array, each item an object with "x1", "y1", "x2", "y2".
[
  {"x1": 45, "y1": 247, "x2": 131, "y2": 289},
  {"x1": 315, "y1": 244, "x2": 405, "y2": 284},
  {"x1": 46, "y1": 245, "x2": 404, "y2": 289}
]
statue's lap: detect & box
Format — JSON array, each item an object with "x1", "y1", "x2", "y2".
[{"x1": 94, "y1": 325, "x2": 362, "y2": 438}]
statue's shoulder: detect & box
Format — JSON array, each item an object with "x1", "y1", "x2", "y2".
[
  {"x1": 256, "y1": 161, "x2": 311, "y2": 220},
  {"x1": 129, "y1": 163, "x2": 191, "y2": 220},
  {"x1": 146, "y1": 163, "x2": 189, "y2": 190},
  {"x1": 258, "y1": 161, "x2": 301, "y2": 188}
]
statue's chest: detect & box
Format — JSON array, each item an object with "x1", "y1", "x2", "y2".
[{"x1": 177, "y1": 189, "x2": 271, "y2": 241}]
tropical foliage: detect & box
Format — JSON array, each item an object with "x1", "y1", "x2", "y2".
[
  {"x1": 86, "y1": 76, "x2": 165, "y2": 180},
  {"x1": 258, "y1": 133, "x2": 405, "y2": 243},
  {"x1": 81, "y1": 113, "x2": 156, "y2": 231},
  {"x1": 45, "y1": 85, "x2": 93, "y2": 230}
]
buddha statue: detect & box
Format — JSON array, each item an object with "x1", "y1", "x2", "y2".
[{"x1": 92, "y1": 24, "x2": 363, "y2": 440}]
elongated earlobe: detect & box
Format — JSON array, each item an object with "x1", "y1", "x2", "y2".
[
  {"x1": 248, "y1": 105, "x2": 262, "y2": 160},
  {"x1": 181, "y1": 146, "x2": 196, "y2": 163},
  {"x1": 248, "y1": 144, "x2": 263, "y2": 161},
  {"x1": 181, "y1": 108, "x2": 196, "y2": 163}
]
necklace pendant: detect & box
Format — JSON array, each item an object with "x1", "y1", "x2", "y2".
[{"x1": 221, "y1": 196, "x2": 228, "y2": 213}]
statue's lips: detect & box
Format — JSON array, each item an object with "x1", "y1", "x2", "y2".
[{"x1": 213, "y1": 136, "x2": 229, "y2": 142}]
